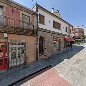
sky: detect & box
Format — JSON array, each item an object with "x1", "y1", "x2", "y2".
[{"x1": 13, "y1": 0, "x2": 86, "y2": 34}]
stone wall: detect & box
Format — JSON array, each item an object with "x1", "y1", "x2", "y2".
[
  {"x1": 38, "y1": 29, "x2": 64, "y2": 59},
  {"x1": 0, "y1": 33, "x2": 37, "y2": 64}
]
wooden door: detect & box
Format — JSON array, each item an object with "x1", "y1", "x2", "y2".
[{"x1": 39, "y1": 37, "x2": 44, "y2": 54}]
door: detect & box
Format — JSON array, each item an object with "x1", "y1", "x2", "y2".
[
  {"x1": 58, "y1": 39, "x2": 61, "y2": 51},
  {"x1": 9, "y1": 42, "x2": 26, "y2": 68},
  {"x1": 39, "y1": 37, "x2": 44, "y2": 54},
  {"x1": 0, "y1": 42, "x2": 8, "y2": 71}
]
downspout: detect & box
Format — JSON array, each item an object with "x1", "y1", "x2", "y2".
[{"x1": 36, "y1": 4, "x2": 39, "y2": 60}]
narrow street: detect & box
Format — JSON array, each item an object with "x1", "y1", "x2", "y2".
[{"x1": 13, "y1": 42, "x2": 86, "y2": 86}]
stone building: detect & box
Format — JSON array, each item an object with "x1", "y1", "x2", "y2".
[
  {"x1": 0, "y1": 0, "x2": 37, "y2": 71},
  {"x1": 71, "y1": 26, "x2": 85, "y2": 42},
  {"x1": 35, "y1": 4, "x2": 73, "y2": 59}
]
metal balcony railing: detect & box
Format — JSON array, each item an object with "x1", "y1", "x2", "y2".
[{"x1": 0, "y1": 15, "x2": 36, "y2": 35}]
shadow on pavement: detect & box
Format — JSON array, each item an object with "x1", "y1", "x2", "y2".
[{"x1": 48, "y1": 44, "x2": 85, "y2": 67}]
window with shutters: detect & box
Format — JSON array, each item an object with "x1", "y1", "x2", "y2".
[
  {"x1": 39, "y1": 14, "x2": 45, "y2": 24},
  {"x1": 53, "y1": 21, "x2": 61, "y2": 30}
]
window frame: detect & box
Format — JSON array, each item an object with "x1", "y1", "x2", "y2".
[
  {"x1": 39, "y1": 14, "x2": 45, "y2": 25},
  {"x1": 22, "y1": 14, "x2": 30, "y2": 23},
  {"x1": 53, "y1": 20, "x2": 61, "y2": 30}
]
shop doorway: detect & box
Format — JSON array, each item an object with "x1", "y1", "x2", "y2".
[
  {"x1": 9, "y1": 42, "x2": 26, "y2": 68},
  {"x1": 39, "y1": 37, "x2": 44, "y2": 55},
  {"x1": 0, "y1": 42, "x2": 8, "y2": 71}
]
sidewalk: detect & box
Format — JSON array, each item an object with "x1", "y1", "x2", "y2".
[
  {"x1": 53, "y1": 44, "x2": 86, "y2": 86},
  {"x1": 0, "y1": 59, "x2": 50, "y2": 86}
]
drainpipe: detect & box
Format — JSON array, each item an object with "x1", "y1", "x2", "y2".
[{"x1": 36, "y1": 4, "x2": 39, "y2": 60}]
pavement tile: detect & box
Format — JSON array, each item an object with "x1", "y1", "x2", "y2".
[{"x1": 21, "y1": 68, "x2": 72, "y2": 86}]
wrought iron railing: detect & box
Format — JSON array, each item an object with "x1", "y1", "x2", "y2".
[{"x1": 0, "y1": 15, "x2": 36, "y2": 35}]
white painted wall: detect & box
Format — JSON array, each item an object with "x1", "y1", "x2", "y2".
[{"x1": 38, "y1": 8, "x2": 71, "y2": 35}]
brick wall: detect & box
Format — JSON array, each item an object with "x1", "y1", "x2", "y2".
[{"x1": 6, "y1": 4, "x2": 20, "y2": 27}]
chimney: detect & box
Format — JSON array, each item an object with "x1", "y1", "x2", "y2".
[
  {"x1": 52, "y1": 8, "x2": 54, "y2": 13},
  {"x1": 57, "y1": 10, "x2": 59, "y2": 13}
]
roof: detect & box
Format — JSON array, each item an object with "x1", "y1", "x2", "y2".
[
  {"x1": 0, "y1": 0, "x2": 36, "y2": 15},
  {"x1": 36, "y1": 4, "x2": 73, "y2": 27}
]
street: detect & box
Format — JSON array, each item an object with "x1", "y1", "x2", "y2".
[{"x1": 13, "y1": 42, "x2": 86, "y2": 86}]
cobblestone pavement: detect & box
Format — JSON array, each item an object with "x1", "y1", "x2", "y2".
[{"x1": 53, "y1": 43, "x2": 86, "y2": 86}]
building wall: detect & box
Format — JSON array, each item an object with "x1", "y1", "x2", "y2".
[
  {"x1": 0, "y1": 33, "x2": 37, "y2": 63},
  {"x1": 0, "y1": 1, "x2": 37, "y2": 65},
  {"x1": 8, "y1": 34, "x2": 37, "y2": 63},
  {"x1": 38, "y1": 29, "x2": 64, "y2": 58},
  {"x1": 38, "y1": 8, "x2": 70, "y2": 36},
  {"x1": 6, "y1": 4, "x2": 20, "y2": 27},
  {"x1": 73, "y1": 27, "x2": 84, "y2": 40}
]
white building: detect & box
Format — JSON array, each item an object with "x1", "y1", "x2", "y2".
[{"x1": 34, "y1": 4, "x2": 73, "y2": 59}]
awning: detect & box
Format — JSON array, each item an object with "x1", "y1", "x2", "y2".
[
  {"x1": 64, "y1": 38, "x2": 75, "y2": 42},
  {"x1": 64, "y1": 38, "x2": 71, "y2": 42}
]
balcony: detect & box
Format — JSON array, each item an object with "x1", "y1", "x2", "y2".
[{"x1": 0, "y1": 15, "x2": 36, "y2": 36}]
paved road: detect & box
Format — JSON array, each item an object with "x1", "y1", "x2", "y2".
[
  {"x1": 16, "y1": 44, "x2": 86, "y2": 86},
  {"x1": 54, "y1": 43, "x2": 86, "y2": 86}
]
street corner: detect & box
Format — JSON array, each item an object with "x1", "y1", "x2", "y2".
[{"x1": 22, "y1": 68, "x2": 72, "y2": 86}]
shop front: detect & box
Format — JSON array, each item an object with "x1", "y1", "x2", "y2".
[
  {"x1": 9, "y1": 42, "x2": 26, "y2": 68},
  {"x1": 64, "y1": 37, "x2": 75, "y2": 48},
  {"x1": 0, "y1": 42, "x2": 8, "y2": 71}
]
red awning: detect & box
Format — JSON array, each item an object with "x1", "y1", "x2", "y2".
[
  {"x1": 64, "y1": 38, "x2": 71, "y2": 42},
  {"x1": 64, "y1": 38, "x2": 75, "y2": 42}
]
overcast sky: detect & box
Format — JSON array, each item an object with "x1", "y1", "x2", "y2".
[{"x1": 13, "y1": 0, "x2": 86, "y2": 34}]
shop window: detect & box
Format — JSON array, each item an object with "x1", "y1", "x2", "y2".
[
  {"x1": 39, "y1": 14, "x2": 45, "y2": 24},
  {"x1": 53, "y1": 21, "x2": 61, "y2": 29},
  {"x1": 11, "y1": 51, "x2": 16, "y2": 59}
]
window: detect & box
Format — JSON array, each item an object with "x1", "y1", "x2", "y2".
[
  {"x1": 22, "y1": 14, "x2": 30, "y2": 23},
  {"x1": 11, "y1": 6, "x2": 14, "y2": 17},
  {"x1": 65, "y1": 27, "x2": 68, "y2": 32},
  {"x1": 53, "y1": 21, "x2": 61, "y2": 29},
  {"x1": 0, "y1": 6, "x2": 3, "y2": 16},
  {"x1": 39, "y1": 14, "x2": 45, "y2": 24}
]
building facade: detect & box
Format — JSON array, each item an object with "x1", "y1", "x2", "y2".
[
  {"x1": 35, "y1": 4, "x2": 73, "y2": 59},
  {"x1": 0, "y1": 0, "x2": 37, "y2": 71},
  {"x1": 71, "y1": 26, "x2": 84, "y2": 42},
  {"x1": 0, "y1": 0, "x2": 74, "y2": 71}
]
